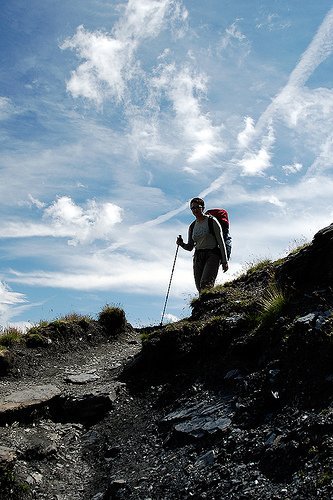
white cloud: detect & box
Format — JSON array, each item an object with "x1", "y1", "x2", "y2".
[
  {"x1": 7, "y1": 253, "x2": 194, "y2": 297},
  {"x1": 287, "y1": 7, "x2": 333, "y2": 89},
  {"x1": 0, "y1": 97, "x2": 14, "y2": 120},
  {"x1": 306, "y1": 135, "x2": 333, "y2": 177},
  {"x1": 256, "y1": 13, "x2": 291, "y2": 31},
  {"x1": 61, "y1": 25, "x2": 133, "y2": 105},
  {"x1": 0, "y1": 281, "x2": 28, "y2": 325},
  {"x1": 163, "y1": 312, "x2": 179, "y2": 323},
  {"x1": 252, "y1": 6, "x2": 333, "y2": 140},
  {"x1": 61, "y1": 1, "x2": 218, "y2": 167},
  {"x1": 282, "y1": 162, "x2": 303, "y2": 175},
  {"x1": 239, "y1": 124, "x2": 275, "y2": 175},
  {"x1": 61, "y1": 0, "x2": 187, "y2": 106},
  {"x1": 119, "y1": 0, "x2": 184, "y2": 40},
  {"x1": 219, "y1": 20, "x2": 249, "y2": 51},
  {"x1": 151, "y1": 64, "x2": 225, "y2": 165},
  {"x1": 28, "y1": 194, "x2": 46, "y2": 209},
  {"x1": 193, "y1": 5, "x2": 333, "y2": 204},
  {"x1": 44, "y1": 197, "x2": 123, "y2": 245},
  {"x1": 0, "y1": 197, "x2": 123, "y2": 246},
  {"x1": 237, "y1": 116, "x2": 255, "y2": 148}
]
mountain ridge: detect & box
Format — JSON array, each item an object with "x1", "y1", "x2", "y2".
[{"x1": 1, "y1": 224, "x2": 333, "y2": 499}]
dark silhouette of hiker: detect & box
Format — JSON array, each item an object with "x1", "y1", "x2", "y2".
[{"x1": 177, "y1": 197, "x2": 228, "y2": 292}]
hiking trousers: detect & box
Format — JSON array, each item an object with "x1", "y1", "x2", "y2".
[{"x1": 193, "y1": 248, "x2": 220, "y2": 292}]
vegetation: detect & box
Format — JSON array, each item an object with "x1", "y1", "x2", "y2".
[
  {"x1": 0, "y1": 327, "x2": 23, "y2": 347},
  {"x1": 98, "y1": 304, "x2": 126, "y2": 334},
  {"x1": 286, "y1": 237, "x2": 310, "y2": 256},
  {"x1": 56, "y1": 312, "x2": 93, "y2": 323},
  {"x1": 257, "y1": 283, "x2": 287, "y2": 326},
  {"x1": 0, "y1": 465, "x2": 30, "y2": 499},
  {"x1": 25, "y1": 332, "x2": 50, "y2": 348},
  {"x1": 243, "y1": 257, "x2": 272, "y2": 276}
]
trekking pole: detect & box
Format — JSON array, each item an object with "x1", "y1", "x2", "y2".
[{"x1": 160, "y1": 238, "x2": 180, "y2": 326}]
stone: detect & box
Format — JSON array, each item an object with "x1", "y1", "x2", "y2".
[
  {"x1": 0, "y1": 384, "x2": 61, "y2": 421},
  {"x1": 276, "y1": 223, "x2": 333, "y2": 291},
  {"x1": 65, "y1": 372, "x2": 100, "y2": 384},
  {"x1": 56, "y1": 392, "x2": 113, "y2": 423},
  {"x1": 0, "y1": 446, "x2": 16, "y2": 464},
  {"x1": 295, "y1": 313, "x2": 316, "y2": 325},
  {"x1": 195, "y1": 450, "x2": 215, "y2": 468}
]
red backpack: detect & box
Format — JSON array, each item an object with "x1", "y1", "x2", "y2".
[
  {"x1": 189, "y1": 208, "x2": 232, "y2": 259},
  {"x1": 205, "y1": 208, "x2": 229, "y2": 237}
]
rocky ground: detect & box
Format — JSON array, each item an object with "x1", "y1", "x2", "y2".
[
  {"x1": 1, "y1": 225, "x2": 333, "y2": 499},
  {"x1": 0, "y1": 327, "x2": 142, "y2": 499}
]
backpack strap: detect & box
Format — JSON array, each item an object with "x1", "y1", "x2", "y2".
[
  {"x1": 191, "y1": 216, "x2": 219, "y2": 239},
  {"x1": 207, "y1": 215, "x2": 232, "y2": 259},
  {"x1": 207, "y1": 215, "x2": 214, "y2": 235},
  {"x1": 189, "y1": 220, "x2": 195, "y2": 241}
]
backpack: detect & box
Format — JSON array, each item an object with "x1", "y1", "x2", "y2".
[{"x1": 189, "y1": 208, "x2": 232, "y2": 259}]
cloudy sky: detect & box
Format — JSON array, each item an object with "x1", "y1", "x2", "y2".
[{"x1": 1, "y1": 0, "x2": 333, "y2": 328}]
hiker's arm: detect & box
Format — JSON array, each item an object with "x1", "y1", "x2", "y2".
[
  {"x1": 176, "y1": 227, "x2": 194, "y2": 251},
  {"x1": 212, "y1": 219, "x2": 228, "y2": 270}
]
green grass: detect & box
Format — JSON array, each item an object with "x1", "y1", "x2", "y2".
[
  {"x1": 98, "y1": 304, "x2": 126, "y2": 334},
  {"x1": 286, "y1": 237, "x2": 310, "y2": 256},
  {"x1": 244, "y1": 258, "x2": 272, "y2": 276},
  {"x1": 258, "y1": 283, "x2": 287, "y2": 326},
  {"x1": 56, "y1": 312, "x2": 93, "y2": 323},
  {"x1": 0, "y1": 327, "x2": 23, "y2": 347}
]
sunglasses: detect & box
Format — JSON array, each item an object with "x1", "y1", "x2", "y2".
[{"x1": 190, "y1": 205, "x2": 202, "y2": 210}]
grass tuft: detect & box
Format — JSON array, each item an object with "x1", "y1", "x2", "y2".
[
  {"x1": 98, "y1": 304, "x2": 126, "y2": 334},
  {"x1": 0, "y1": 327, "x2": 23, "y2": 347},
  {"x1": 244, "y1": 258, "x2": 272, "y2": 276},
  {"x1": 258, "y1": 283, "x2": 287, "y2": 326},
  {"x1": 56, "y1": 312, "x2": 93, "y2": 323},
  {"x1": 286, "y1": 237, "x2": 310, "y2": 256}
]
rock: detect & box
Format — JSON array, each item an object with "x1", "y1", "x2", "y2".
[
  {"x1": 276, "y1": 223, "x2": 333, "y2": 291},
  {"x1": 162, "y1": 400, "x2": 232, "y2": 443},
  {"x1": 195, "y1": 449, "x2": 216, "y2": 468},
  {"x1": 0, "y1": 384, "x2": 61, "y2": 423},
  {"x1": 106, "y1": 478, "x2": 130, "y2": 498},
  {"x1": 65, "y1": 372, "x2": 101, "y2": 384},
  {"x1": 0, "y1": 446, "x2": 16, "y2": 464},
  {"x1": 174, "y1": 415, "x2": 231, "y2": 439},
  {"x1": 54, "y1": 392, "x2": 113, "y2": 424},
  {"x1": 91, "y1": 493, "x2": 104, "y2": 500},
  {"x1": 224, "y1": 369, "x2": 243, "y2": 381},
  {"x1": 0, "y1": 349, "x2": 14, "y2": 376},
  {"x1": 294, "y1": 313, "x2": 316, "y2": 326},
  {"x1": 26, "y1": 471, "x2": 43, "y2": 484}
]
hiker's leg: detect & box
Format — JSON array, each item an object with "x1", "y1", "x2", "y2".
[
  {"x1": 193, "y1": 252, "x2": 205, "y2": 292},
  {"x1": 200, "y1": 251, "x2": 220, "y2": 290}
]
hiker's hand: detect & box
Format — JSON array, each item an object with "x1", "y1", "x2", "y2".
[
  {"x1": 176, "y1": 235, "x2": 183, "y2": 246},
  {"x1": 222, "y1": 262, "x2": 228, "y2": 272}
]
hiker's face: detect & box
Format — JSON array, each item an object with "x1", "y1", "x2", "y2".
[{"x1": 190, "y1": 205, "x2": 203, "y2": 215}]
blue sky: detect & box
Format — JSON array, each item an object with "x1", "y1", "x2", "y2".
[{"x1": 1, "y1": 0, "x2": 333, "y2": 329}]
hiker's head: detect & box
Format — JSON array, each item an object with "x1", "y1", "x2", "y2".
[{"x1": 190, "y1": 197, "x2": 205, "y2": 213}]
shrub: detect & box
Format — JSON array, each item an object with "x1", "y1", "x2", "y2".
[
  {"x1": 57, "y1": 312, "x2": 93, "y2": 323},
  {"x1": 258, "y1": 283, "x2": 287, "y2": 326},
  {"x1": 0, "y1": 327, "x2": 23, "y2": 347},
  {"x1": 26, "y1": 324, "x2": 44, "y2": 336},
  {"x1": 0, "y1": 348, "x2": 13, "y2": 375},
  {"x1": 25, "y1": 333, "x2": 50, "y2": 348},
  {"x1": 244, "y1": 258, "x2": 272, "y2": 276},
  {"x1": 98, "y1": 305, "x2": 126, "y2": 335},
  {"x1": 286, "y1": 237, "x2": 310, "y2": 256}
]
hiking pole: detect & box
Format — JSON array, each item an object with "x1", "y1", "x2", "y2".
[{"x1": 160, "y1": 238, "x2": 180, "y2": 326}]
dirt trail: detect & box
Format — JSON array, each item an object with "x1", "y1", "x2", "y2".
[{"x1": 0, "y1": 330, "x2": 142, "y2": 499}]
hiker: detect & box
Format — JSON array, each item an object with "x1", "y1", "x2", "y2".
[{"x1": 176, "y1": 197, "x2": 229, "y2": 293}]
